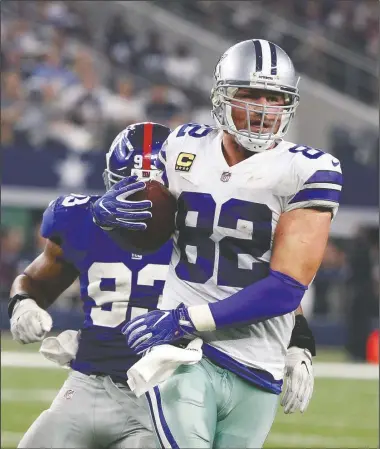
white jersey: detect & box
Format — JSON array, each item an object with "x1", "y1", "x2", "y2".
[{"x1": 158, "y1": 124, "x2": 342, "y2": 380}]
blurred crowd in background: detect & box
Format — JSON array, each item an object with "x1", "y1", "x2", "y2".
[
  {"x1": 148, "y1": 0, "x2": 378, "y2": 102},
  {"x1": 163, "y1": 0, "x2": 379, "y2": 58},
  {"x1": 1, "y1": 0, "x2": 202, "y2": 152},
  {"x1": 1, "y1": 0, "x2": 378, "y2": 361},
  {"x1": 2, "y1": 0, "x2": 378, "y2": 152}
]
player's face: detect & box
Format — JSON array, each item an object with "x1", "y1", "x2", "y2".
[{"x1": 230, "y1": 88, "x2": 286, "y2": 134}]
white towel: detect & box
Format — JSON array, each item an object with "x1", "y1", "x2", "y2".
[
  {"x1": 127, "y1": 338, "x2": 203, "y2": 397},
  {"x1": 39, "y1": 330, "x2": 80, "y2": 368}
]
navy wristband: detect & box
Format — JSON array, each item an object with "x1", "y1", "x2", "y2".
[
  {"x1": 8, "y1": 294, "x2": 35, "y2": 319},
  {"x1": 289, "y1": 315, "x2": 316, "y2": 356}
]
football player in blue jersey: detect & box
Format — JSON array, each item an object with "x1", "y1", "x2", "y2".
[{"x1": 9, "y1": 122, "x2": 172, "y2": 449}]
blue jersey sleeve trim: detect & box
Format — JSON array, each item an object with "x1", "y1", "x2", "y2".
[
  {"x1": 289, "y1": 188, "x2": 341, "y2": 205},
  {"x1": 305, "y1": 170, "x2": 343, "y2": 186},
  {"x1": 158, "y1": 147, "x2": 167, "y2": 163},
  {"x1": 160, "y1": 170, "x2": 169, "y2": 188},
  {"x1": 156, "y1": 157, "x2": 166, "y2": 171},
  {"x1": 156, "y1": 149, "x2": 169, "y2": 188}
]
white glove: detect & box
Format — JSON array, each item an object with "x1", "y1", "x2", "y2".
[
  {"x1": 10, "y1": 298, "x2": 53, "y2": 344},
  {"x1": 281, "y1": 346, "x2": 314, "y2": 414},
  {"x1": 40, "y1": 330, "x2": 80, "y2": 368}
]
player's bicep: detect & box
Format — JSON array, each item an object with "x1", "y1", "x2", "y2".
[
  {"x1": 270, "y1": 208, "x2": 331, "y2": 285},
  {"x1": 24, "y1": 239, "x2": 79, "y2": 299}
]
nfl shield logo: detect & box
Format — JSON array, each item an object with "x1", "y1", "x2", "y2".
[
  {"x1": 220, "y1": 172, "x2": 231, "y2": 182},
  {"x1": 64, "y1": 389, "x2": 75, "y2": 400}
]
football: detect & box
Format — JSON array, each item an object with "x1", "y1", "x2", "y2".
[{"x1": 127, "y1": 180, "x2": 177, "y2": 252}]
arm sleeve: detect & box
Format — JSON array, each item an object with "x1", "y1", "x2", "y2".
[{"x1": 189, "y1": 269, "x2": 307, "y2": 331}]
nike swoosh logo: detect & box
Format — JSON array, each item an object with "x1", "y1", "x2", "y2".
[
  {"x1": 301, "y1": 361, "x2": 310, "y2": 374},
  {"x1": 98, "y1": 199, "x2": 109, "y2": 213},
  {"x1": 332, "y1": 159, "x2": 340, "y2": 167},
  {"x1": 153, "y1": 312, "x2": 169, "y2": 328}
]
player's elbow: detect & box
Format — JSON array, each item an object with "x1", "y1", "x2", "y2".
[
  {"x1": 279, "y1": 286, "x2": 304, "y2": 315},
  {"x1": 269, "y1": 269, "x2": 306, "y2": 313}
]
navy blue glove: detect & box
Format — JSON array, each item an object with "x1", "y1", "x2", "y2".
[
  {"x1": 92, "y1": 176, "x2": 152, "y2": 231},
  {"x1": 121, "y1": 303, "x2": 196, "y2": 354}
]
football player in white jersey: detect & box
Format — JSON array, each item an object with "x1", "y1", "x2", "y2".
[{"x1": 113, "y1": 39, "x2": 341, "y2": 448}]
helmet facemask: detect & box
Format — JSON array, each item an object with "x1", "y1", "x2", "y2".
[
  {"x1": 103, "y1": 168, "x2": 125, "y2": 191},
  {"x1": 212, "y1": 84, "x2": 299, "y2": 152},
  {"x1": 103, "y1": 164, "x2": 162, "y2": 191}
]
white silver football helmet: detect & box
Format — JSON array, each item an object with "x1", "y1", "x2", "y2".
[{"x1": 211, "y1": 39, "x2": 300, "y2": 152}]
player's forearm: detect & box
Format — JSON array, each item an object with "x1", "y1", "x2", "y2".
[
  {"x1": 187, "y1": 276, "x2": 315, "y2": 355},
  {"x1": 188, "y1": 269, "x2": 307, "y2": 331},
  {"x1": 10, "y1": 273, "x2": 57, "y2": 310},
  {"x1": 9, "y1": 240, "x2": 79, "y2": 315}
]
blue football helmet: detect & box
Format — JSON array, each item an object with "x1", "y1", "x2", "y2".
[{"x1": 103, "y1": 122, "x2": 171, "y2": 190}]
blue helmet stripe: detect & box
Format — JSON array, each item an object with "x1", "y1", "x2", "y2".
[
  {"x1": 253, "y1": 40, "x2": 263, "y2": 72},
  {"x1": 269, "y1": 42, "x2": 277, "y2": 75}
]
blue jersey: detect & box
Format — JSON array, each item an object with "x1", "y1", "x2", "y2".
[{"x1": 41, "y1": 193, "x2": 172, "y2": 381}]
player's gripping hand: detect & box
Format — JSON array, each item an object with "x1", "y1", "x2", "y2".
[
  {"x1": 92, "y1": 176, "x2": 152, "y2": 231},
  {"x1": 281, "y1": 347, "x2": 314, "y2": 414},
  {"x1": 122, "y1": 304, "x2": 196, "y2": 354},
  {"x1": 10, "y1": 299, "x2": 53, "y2": 344}
]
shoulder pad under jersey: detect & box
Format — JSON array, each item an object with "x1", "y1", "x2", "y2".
[
  {"x1": 284, "y1": 144, "x2": 343, "y2": 217},
  {"x1": 41, "y1": 194, "x2": 99, "y2": 246}
]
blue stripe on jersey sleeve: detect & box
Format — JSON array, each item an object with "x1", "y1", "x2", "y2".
[
  {"x1": 155, "y1": 149, "x2": 166, "y2": 172},
  {"x1": 289, "y1": 188, "x2": 341, "y2": 204},
  {"x1": 156, "y1": 150, "x2": 168, "y2": 187},
  {"x1": 155, "y1": 157, "x2": 166, "y2": 171},
  {"x1": 161, "y1": 148, "x2": 167, "y2": 161},
  {"x1": 161, "y1": 170, "x2": 169, "y2": 188},
  {"x1": 305, "y1": 170, "x2": 343, "y2": 185}
]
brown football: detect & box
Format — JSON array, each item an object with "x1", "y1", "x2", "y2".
[{"x1": 127, "y1": 180, "x2": 177, "y2": 252}]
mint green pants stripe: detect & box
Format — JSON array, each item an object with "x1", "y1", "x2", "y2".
[{"x1": 147, "y1": 357, "x2": 279, "y2": 449}]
